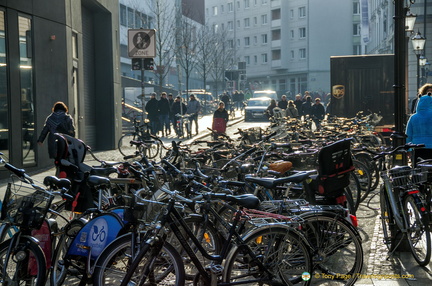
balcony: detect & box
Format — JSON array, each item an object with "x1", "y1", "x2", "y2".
[
  {"x1": 272, "y1": 39, "x2": 281, "y2": 48},
  {"x1": 271, "y1": 19, "x2": 281, "y2": 28},
  {"x1": 271, "y1": 0, "x2": 281, "y2": 7},
  {"x1": 272, "y1": 59, "x2": 282, "y2": 68}
]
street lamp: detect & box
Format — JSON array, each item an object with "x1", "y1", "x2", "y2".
[
  {"x1": 419, "y1": 56, "x2": 428, "y2": 86},
  {"x1": 411, "y1": 31, "x2": 426, "y2": 89},
  {"x1": 405, "y1": 12, "x2": 417, "y2": 32}
]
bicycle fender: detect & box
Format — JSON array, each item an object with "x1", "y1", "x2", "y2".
[{"x1": 66, "y1": 212, "x2": 124, "y2": 260}]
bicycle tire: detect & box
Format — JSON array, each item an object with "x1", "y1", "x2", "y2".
[
  {"x1": 299, "y1": 211, "x2": 363, "y2": 286},
  {"x1": 223, "y1": 224, "x2": 313, "y2": 285},
  {"x1": 404, "y1": 194, "x2": 431, "y2": 266},
  {"x1": 118, "y1": 133, "x2": 139, "y2": 157},
  {"x1": 344, "y1": 183, "x2": 357, "y2": 216},
  {"x1": 50, "y1": 233, "x2": 71, "y2": 286},
  {"x1": 379, "y1": 187, "x2": 399, "y2": 251},
  {"x1": 352, "y1": 159, "x2": 372, "y2": 202},
  {"x1": 146, "y1": 136, "x2": 161, "y2": 159},
  {"x1": 0, "y1": 237, "x2": 47, "y2": 286},
  {"x1": 354, "y1": 152, "x2": 380, "y2": 192},
  {"x1": 93, "y1": 233, "x2": 185, "y2": 286}
]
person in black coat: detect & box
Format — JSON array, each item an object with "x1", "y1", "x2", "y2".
[
  {"x1": 37, "y1": 101, "x2": 75, "y2": 158},
  {"x1": 158, "y1": 92, "x2": 171, "y2": 136},
  {"x1": 278, "y1": 95, "x2": 288, "y2": 110},
  {"x1": 311, "y1": 98, "x2": 326, "y2": 131},
  {"x1": 145, "y1": 93, "x2": 159, "y2": 135}
]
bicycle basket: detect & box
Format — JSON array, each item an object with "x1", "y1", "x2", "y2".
[
  {"x1": 1, "y1": 182, "x2": 54, "y2": 229},
  {"x1": 387, "y1": 167, "x2": 427, "y2": 188}
]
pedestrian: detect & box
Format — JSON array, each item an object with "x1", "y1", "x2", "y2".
[
  {"x1": 186, "y1": 94, "x2": 201, "y2": 135},
  {"x1": 171, "y1": 96, "x2": 187, "y2": 137},
  {"x1": 158, "y1": 92, "x2": 171, "y2": 136},
  {"x1": 302, "y1": 96, "x2": 313, "y2": 117},
  {"x1": 406, "y1": 85, "x2": 432, "y2": 148},
  {"x1": 411, "y1": 93, "x2": 421, "y2": 114},
  {"x1": 221, "y1": 92, "x2": 231, "y2": 107},
  {"x1": 145, "y1": 92, "x2": 159, "y2": 135},
  {"x1": 212, "y1": 102, "x2": 229, "y2": 139},
  {"x1": 286, "y1": 100, "x2": 299, "y2": 118},
  {"x1": 238, "y1": 90, "x2": 245, "y2": 110},
  {"x1": 265, "y1": 99, "x2": 277, "y2": 119},
  {"x1": 168, "y1": 93, "x2": 175, "y2": 129},
  {"x1": 278, "y1": 95, "x2": 288, "y2": 110},
  {"x1": 311, "y1": 97, "x2": 325, "y2": 131},
  {"x1": 294, "y1": 94, "x2": 303, "y2": 116},
  {"x1": 37, "y1": 101, "x2": 75, "y2": 158}
]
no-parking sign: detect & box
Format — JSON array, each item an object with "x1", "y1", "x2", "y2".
[{"x1": 128, "y1": 29, "x2": 156, "y2": 58}]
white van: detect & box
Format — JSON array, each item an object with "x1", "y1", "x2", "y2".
[{"x1": 253, "y1": 90, "x2": 278, "y2": 101}]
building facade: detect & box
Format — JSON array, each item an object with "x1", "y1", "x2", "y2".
[
  {"x1": 205, "y1": 0, "x2": 361, "y2": 99},
  {"x1": 0, "y1": 0, "x2": 121, "y2": 178}
]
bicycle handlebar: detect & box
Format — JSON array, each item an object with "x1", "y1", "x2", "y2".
[{"x1": 371, "y1": 143, "x2": 426, "y2": 161}]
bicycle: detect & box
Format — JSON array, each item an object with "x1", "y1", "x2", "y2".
[
  {"x1": 118, "y1": 118, "x2": 163, "y2": 159},
  {"x1": 375, "y1": 143, "x2": 431, "y2": 266},
  {"x1": 93, "y1": 160, "x2": 313, "y2": 286},
  {"x1": 0, "y1": 153, "x2": 73, "y2": 286}
]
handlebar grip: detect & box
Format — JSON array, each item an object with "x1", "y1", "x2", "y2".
[
  {"x1": 4, "y1": 163, "x2": 27, "y2": 179},
  {"x1": 161, "y1": 159, "x2": 182, "y2": 175}
]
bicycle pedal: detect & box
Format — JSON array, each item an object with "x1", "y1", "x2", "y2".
[{"x1": 206, "y1": 264, "x2": 224, "y2": 275}]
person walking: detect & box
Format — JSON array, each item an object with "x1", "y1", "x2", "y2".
[
  {"x1": 172, "y1": 96, "x2": 187, "y2": 137},
  {"x1": 311, "y1": 98, "x2": 325, "y2": 131},
  {"x1": 186, "y1": 94, "x2": 201, "y2": 135},
  {"x1": 158, "y1": 92, "x2": 171, "y2": 136},
  {"x1": 37, "y1": 101, "x2": 75, "y2": 158},
  {"x1": 286, "y1": 100, "x2": 299, "y2": 118},
  {"x1": 265, "y1": 99, "x2": 277, "y2": 119},
  {"x1": 301, "y1": 96, "x2": 313, "y2": 117},
  {"x1": 406, "y1": 87, "x2": 432, "y2": 148},
  {"x1": 278, "y1": 95, "x2": 288, "y2": 110},
  {"x1": 294, "y1": 94, "x2": 303, "y2": 116},
  {"x1": 212, "y1": 102, "x2": 229, "y2": 139},
  {"x1": 145, "y1": 92, "x2": 159, "y2": 135},
  {"x1": 168, "y1": 93, "x2": 175, "y2": 129}
]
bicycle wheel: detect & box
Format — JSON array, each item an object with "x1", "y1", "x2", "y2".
[
  {"x1": 146, "y1": 138, "x2": 161, "y2": 159},
  {"x1": 223, "y1": 225, "x2": 313, "y2": 285},
  {"x1": 380, "y1": 187, "x2": 402, "y2": 251},
  {"x1": 0, "y1": 237, "x2": 47, "y2": 286},
  {"x1": 299, "y1": 211, "x2": 363, "y2": 286},
  {"x1": 343, "y1": 184, "x2": 357, "y2": 216},
  {"x1": 50, "y1": 233, "x2": 72, "y2": 286},
  {"x1": 354, "y1": 152, "x2": 380, "y2": 192},
  {"x1": 118, "y1": 133, "x2": 140, "y2": 157},
  {"x1": 352, "y1": 159, "x2": 372, "y2": 202},
  {"x1": 93, "y1": 233, "x2": 185, "y2": 286},
  {"x1": 404, "y1": 194, "x2": 431, "y2": 266}
]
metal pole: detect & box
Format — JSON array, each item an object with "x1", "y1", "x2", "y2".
[
  {"x1": 393, "y1": 0, "x2": 407, "y2": 164},
  {"x1": 141, "y1": 58, "x2": 146, "y2": 121}
]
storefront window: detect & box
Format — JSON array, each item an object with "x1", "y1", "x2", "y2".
[
  {"x1": 0, "y1": 11, "x2": 8, "y2": 159},
  {"x1": 19, "y1": 16, "x2": 35, "y2": 164}
]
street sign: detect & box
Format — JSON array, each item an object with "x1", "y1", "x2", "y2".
[{"x1": 128, "y1": 29, "x2": 156, "y2": 58}]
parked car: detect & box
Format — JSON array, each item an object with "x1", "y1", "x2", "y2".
[
  {"x1": 244, "y1": 97, "x2": 272, "y2": 121},
  {"x1": 252, "y1": 90, "x2": 278, "y2": 101}
]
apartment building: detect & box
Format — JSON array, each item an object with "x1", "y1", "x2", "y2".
[{"x1": 205, "y1": 0, "x2": 360, "y2": 98}]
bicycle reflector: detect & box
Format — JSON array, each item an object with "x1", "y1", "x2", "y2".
[{"x1": 349, "y1": 214, "x2": 358, "y2": 228}]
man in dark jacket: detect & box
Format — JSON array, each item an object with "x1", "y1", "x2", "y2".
[
  {"x1": 311, "y1": 98, "x2": 326, "y2": 131},
  {"x1": 158, "y1": 92, "x2": 171, "y2": 136},
  {"x1": 172, "y1": 96, "x2": 187, "y2": 137},
  {"x1": 278, "y1": 95, "x2": 288, "y2": 110},
  {"x1": 145, "y1": 92, "x2": 159, "y2": 135}
]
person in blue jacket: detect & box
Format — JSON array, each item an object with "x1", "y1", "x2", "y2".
[{"x1": 406, "y1": 90, "x2": 432, "y2": 148}]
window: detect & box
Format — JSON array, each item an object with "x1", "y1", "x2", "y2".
[
  {"x1": 279, "y1": 79, "x2": 286, "y2": 92},
  {"x1": 271, "y1": 30, "x2": 280, "y2": 41},
  {"x1": 254, "y1": 17, "x2": 258, "y2": 25},
  {"x1": 244, "y1": 18, "x2": 250, "y2": 27},
  {"x1": 237, "y1": 20, "x2": 240, "y2": 28},
  {"x1": 299, "y1": 48, "x2": 306, "y2": 59},
  {"x1": 262, "y1": 34, "x2": 268, "y2": 43},
  {"x1": 245, "y1": 56, "x2": 250, "y2": 64},
  {"x1": 299, "y1": 7, "x2": 306, "y2": 18},
  {"x1": 272, "y1": 9, "x2": 281, "y2": 20},
  {"x1": 272, "y1": 50, "x2": 281, "y2": 60},
  {"x1": 244, "y1": 0, "x2": 250, "y2": 8},
  {"x1": 262, "y1": 0, "x2": 268, "y2": 4},
  {"x1": 135, "y1": 11, "x2": 142, "y2": 28},
  {"x1": 228, "y1": 2, "x2": 233, "y2": 12},
  {"x1": 127, "y1": 8, "x2": 134, "y2": 28},
  {"x1": 353, "y1": 2, "x2": 360, "y2": 15},
  {"x1": 353, "y1": 23, "x2": 360, "y2": 35},
  {"x1": 0, "y1": 11, "x2": 8, "y2": 159},
  {"x1": 254, "y1": 55, "x2": 258, "y2": 64},
  {"x1": 290, "y1": 30, "x2": 294, "y2": 39},
  {"x1": 19, "y1": 16, "x2": 35, "y2": 164},
  {"x1": 262, "y1": 53, "x2": 268, "y2": 63},
  {"x1": 290, "y1": 9, "x2": 294, "y2": 19},
  {"x1": 237, "y1": 1, "x2": 240, "y2": 9},
  {"x1": 221, "y1": 4, "x2": 224, "y2": 13},
  {"x1": 299, "y1": 27, "x2": 306, "y2": 38},
  {"x1": 228, "y1": 39, "x2": 234, "y2": 48},
  {"x1": 237, "y1": 39, "x2": 240, "y2": 47},
  {"x1": 120, "y1": 5, "x2": 127, "y2": 26},
  {"x1": 261, "y1": 14, "x2": 268, "y2": 25},
  {"x1": 228, "y1": 21, "x2": 233, "y2": 30},
  {"x1": 254, "y1": 36, "x2": 258, "y2": 44},
  {"x1": 244, "y1": 37, "x2": 250, "y2": 46},
  {"x1": 213, "y1": 24, "x2": 218, "y2": 33},
  {"x1": 213, "y1": 6, "x2": 218, "y2": 16},
  {"x1": 291, "y1": 50, "x2": 295, "y2": 59},
  {"x1": 353, "y1": 45, "x2": 361, "y2": 55}
]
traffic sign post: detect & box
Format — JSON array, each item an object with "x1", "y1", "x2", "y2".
[{"x1": 128, "y1": 29, "x2": 156, "y2": 121}]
